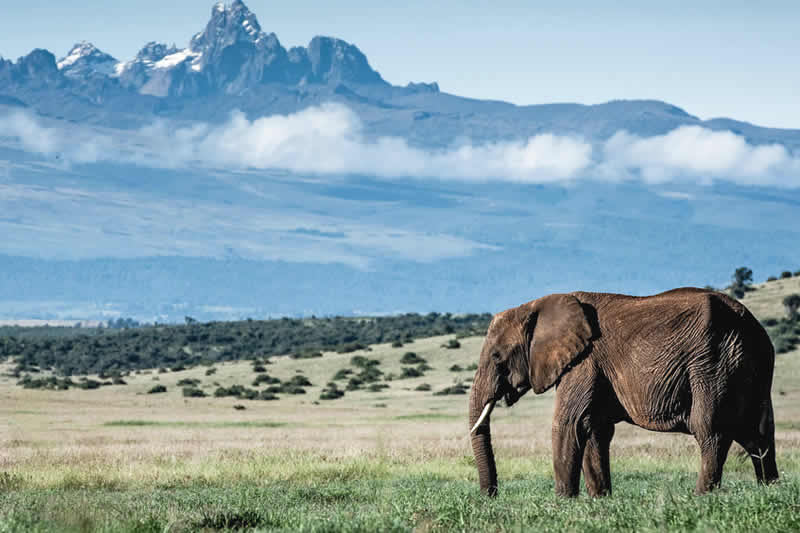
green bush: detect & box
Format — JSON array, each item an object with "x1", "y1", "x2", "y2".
[
  {"x1": 442, "y1": 339, "x2": 461, "y2": 349},
  {"x1": 414, "y1": 383, "x2": 431, "y2": 391},
  {"x1": 357, "y1": 366, "x2": 383, "y2": 383},
  {"x1": 391, "y1": 340, "x2": 403, "y2": 348},
  {"x1": 205, "y1": 367, "x2": 217, "y2": 376},
  {"x1": 252, "y1": 374, "x2": 281, "y2": 387},
  {"x1": 434, "y1": 383, "x2": 469, "y2": 396},
  {"x1": 767, "y1": 276, "x2": 778, "y2": 282},
  {"x1": 449, "y1": 364, "x2": 464, "y2": 372},
  {"x1": 147, "y1": 385, "x2": 167, "y2": 394},
  {"x1": 258, "y1": 391, "x2": 279, "y2": 400},
  {"x1": 781, "y1": 271, "x2": 793, "y2": 279},
  {"x1": 466, "y1": 363, "x2": 478, "y2": 371},
  {"x1": 80, "y1": 379, "x2": 103, "y2": 390},
  {"x1": 290, "y1": 351, "x2": 322, "y2": 359},
  {"x1": 346, "y1": 377, "x2": 363, "y2": 391},
  {"x1": 182, "y1": 387, "x2": 206, "y2": 398},
  {"x1": 252, "y1": 365, "x2": 267, "y2": 373},
  {"x1": 337, "y1": 342, "x2": 368, "y2": 354},
  {"x1": 399, "y1": 367, "x2": 424, "y2": 379},
  {"x1": 332, "y1": 368, "x2": 353, "y2": 380},
  {"x1": 367, "y1": 383, "x2": 389, "y2": 392},
  {"x1": 400, "y1": 352, "x2": 425, "y2": 365},
  {"x1": 320, "y1": 382, "x2": 345, "y2": 400},
  {"x1": 350, "y1": 355, "x2": 379, "y2": 368},
  {"x1": 177, "y1": 378, "x2": 201, "y2": 387}
]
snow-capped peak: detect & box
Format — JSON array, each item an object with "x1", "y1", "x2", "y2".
[
  {"x1": 57, "y1": 41, "x2": 118, "y2": 78},
  {"x1": 57, "y1": 41, "x2": 115, "y2": 70}
]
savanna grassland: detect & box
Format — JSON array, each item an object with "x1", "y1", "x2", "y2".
[{"x1": 1, "y1": 278, "x2": 800, "y2": 532}]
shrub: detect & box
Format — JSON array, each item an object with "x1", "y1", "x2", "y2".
[
  {"x1": 182, "y1": 387, "x2": 206, "y2": 398},
  {"x1": 346, "y1": 377, "x2": 363, "y2": 391},
  {"x1": 350, "y1": 355, "x2": 379, "y2": 368},
  {"x1": 414, "y1": 383, "x2": 431, "y2": 391},
  {"x1": 333, "y1": 368, "x2": 353, "y2": 380},
  {"x1": 258, "y1": 391, "x2": 279, "y2": 400},
  {"x1": 205, "y1": 367, "x2": 217, "y2": 376},
  {"x1": 290, "y1": 351, "x2": 322, "y2": 359},
  {"x1": 783, "y1": 294, "x2": 800, "y2": 319},
  {"x1": 466, "y1": 363, "x2": 478, "y2": 371},
  {"x1": 320, "y1": 382, "x2": 345, "y2": 400},
  {"x1": 252, "y1": 374, "x2": 281, "y2": 387},
  {"x1": 442, "y1": 339, "x2": 461, "y2": 349},
  {"x1": 233, "y1": 404, "x2": 246, "y2": 410},
  {"x1": 367, "y1": 383, "x2": 389, "y2": 392},
  {"x1": 400, "y1": 352, "x2": 425, "y2": 365},
  {"x1": 399, "y1": 367, "x2": 424, "y2": 379},
  {"x1": 449, "y1": 364, "x2": 464, "y2": 372},
  {"x1": 391, "y1": 340, "x2": 403, "y2": 348},
  {"x1": 795, "y1": 270, "x2": 800, "y2": 277},
  {"x1": 80, "y1": 379, "x2": 102, "y2": 390},
  {"x1": 279, "y1": 384, "x2": 306, "y2": 395},
  {"x1": 434, "y1": 383, "x2": 469, "y2": 396},
  {"x1": 763, "y1": 318, "x2": 779, "y2": 327},
  {"x1": 252, "y1": 365, "x2": 267, "y2": 373},
  {"x1": 337, "y1": 342, "x2": 368, "y2": 353},
  {"x1": 112, "y1": 377, "x2": 127, "y2": 385},
  {"x1": 416, "y1": 363, "x2": 433, "y2": 371},
  {"x1": 781, "y1": 271, "x2": 793, "y2": 279},
  {"x1": 147, "y1": 385, "x2": 167, "y2": 394},
  {"x1": 357, "y1": 366, "x2": 383, "y2": 383},
  {"x1": 177, "y1": 378, "x2": 201, "y2": 387},
  {"x1": 767, "y1": 276, "x2": 778, "y2": 282}
]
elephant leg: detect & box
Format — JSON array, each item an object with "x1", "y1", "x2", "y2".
[
  {"x1": 552, "y1": 422, "x2": 587, "y2": 497},
  {"x1": 693, "y1": 432, "x2": 733, "y2": 494},
  {"x1": 582, "y1": 423, "x2": 614, "y2": 497},
  {"x1": 735, "y1": 400, "x2": 779, "y2": 484}
]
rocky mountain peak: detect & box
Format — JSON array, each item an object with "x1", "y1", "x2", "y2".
[
  {"x1": 57, "y1": 41, "x2": 117, "y2": 78},
  {"x1": 307, "y1": 36, "x2": 386, "y2": 85},
  {"x1": 191, "y1": 0, "x2": 276, "y2": 58},
  {"x1": 135, "y1": 42, "x2": 179, "y2": 63}
]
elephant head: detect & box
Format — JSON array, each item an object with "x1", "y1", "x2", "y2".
[{"x1": 468, "y1": 293, "x2": 593, "y2": 496}]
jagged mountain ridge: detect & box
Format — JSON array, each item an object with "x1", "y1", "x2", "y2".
[{"x1": 0, "y1": 0, "x2": 799, "y2": 149}]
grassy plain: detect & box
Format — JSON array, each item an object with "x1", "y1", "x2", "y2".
[{"x1": 1, "y1": 281, "x2": 800, "y2": 531}]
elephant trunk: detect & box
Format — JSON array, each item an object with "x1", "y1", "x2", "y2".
[{"x1": 469, "y1": 370, "x2": 498, "y2": 496}]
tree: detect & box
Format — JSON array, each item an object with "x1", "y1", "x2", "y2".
[
  {"x1": 783, "y1": 294, "x2": 800, "y2": 319},
  {"x1": 730, "y1": 267, "x2": 753, "y2": 298},
  {"x1": 733, "y1": 267, "x2": 753, "y2": 286}
]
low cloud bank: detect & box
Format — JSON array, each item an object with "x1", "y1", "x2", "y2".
[{"x1": 1, "y1": 104, "x2": 798, "y2": 186}]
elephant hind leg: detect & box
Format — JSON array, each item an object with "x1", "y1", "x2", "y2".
[
  {"x1": 735, "y1": 400, "x2": 779, "y2": 485},
  {"x1": 582, "y1": 423, "x2": 614, "y2": 497},
  {"x1": 693, "y1": 432, "x2": 733, "y2": 494}
]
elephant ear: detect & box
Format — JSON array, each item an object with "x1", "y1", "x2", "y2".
[{"x1": 527, "y1": 294, "x2": 592, "y2": 394}]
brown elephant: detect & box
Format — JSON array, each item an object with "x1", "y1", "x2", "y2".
[{"x1": 469, "y1": 288, "x2": 778, "y2": 497}]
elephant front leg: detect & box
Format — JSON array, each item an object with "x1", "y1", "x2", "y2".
[
  {"x1": 694, "y1": 432, "x2": 733, "y2": 494},
  {"x1": 552, "y1": 422, "x2": 587, "y2": 497},
  {"x1": 582, "y1": 423, "x2": 614, "y2": 497}
]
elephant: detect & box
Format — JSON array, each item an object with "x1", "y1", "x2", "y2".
[{"x1": 468, "y1": 288, "x2": 778, "y2": 497}]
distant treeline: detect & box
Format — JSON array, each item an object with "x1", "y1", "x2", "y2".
[{"x1": 0, "y1": 313, "x2": 492, "y2": 376}]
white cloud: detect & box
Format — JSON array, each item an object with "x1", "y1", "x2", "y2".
[
  {"x1": 601, "y1": 126, "x2": 800, "y2": 186},
  {"x1": 1, "y1": 105, "x2": 799, "y2": 186}
]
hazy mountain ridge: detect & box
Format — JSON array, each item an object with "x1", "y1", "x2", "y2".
[{"x1": 0, "y1": 0, "x2": 798, "y2": 149}]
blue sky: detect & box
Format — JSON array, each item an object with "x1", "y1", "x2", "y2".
[{"x1": 1, "y1": 1, "x2": 798, "y2": 128}]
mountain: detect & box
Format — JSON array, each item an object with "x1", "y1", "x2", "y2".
[
  {"x1": 1, "y1": 0, "x2": 798, "y2": 148},
  {"x1": 0, "y1": 1, "x2": 799, "y2": 322}
]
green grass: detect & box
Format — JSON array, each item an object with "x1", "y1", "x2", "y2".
[
  {"x1": 102, "y1": 420, "x2": 287, "y2": 428},
  {"x1": 0, "y1": 470, "x2": 797, "y2": 532}
]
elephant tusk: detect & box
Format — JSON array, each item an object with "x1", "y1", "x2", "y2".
[{"x1": 470, "y1": 400, "x2": 496, "y2": 434}]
